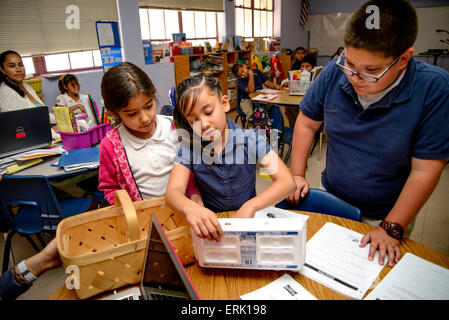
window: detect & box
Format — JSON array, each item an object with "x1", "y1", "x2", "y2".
[
  {"x1": 139, "y1": 8, "x2": 218, "y2": 46},
  {"x1": 22, "y1": 57, "x2": 35, "y2": 76},
  {"x1": 235, "y1": 0, "x2": 273, "y2": 39},
  {"x1": 42, "y1": 50, "x2": 102, "y2": 73}
]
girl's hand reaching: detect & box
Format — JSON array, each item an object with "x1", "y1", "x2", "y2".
[
  {"x1": 233, "y1": 201, "x2": 257, "y2": 218},
  {"x1": 185, "y1": 202, "x2": 223, "y2": 241}
]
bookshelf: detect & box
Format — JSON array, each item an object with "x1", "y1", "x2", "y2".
[{"x1": 173, "y1": 50, "x2": 251, "y2": 110}]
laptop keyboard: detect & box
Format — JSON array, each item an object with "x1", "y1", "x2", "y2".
[
  {"x1": 150, "y1": 293, "x2": 186, "y2": 300},
  {"x1": 120, "y1": 294, "x2": 185, "y2": 300}
]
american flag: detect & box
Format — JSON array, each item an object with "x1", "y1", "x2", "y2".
[{"x1": 300, "y1": 0, "x2": 310, "y2": 26}]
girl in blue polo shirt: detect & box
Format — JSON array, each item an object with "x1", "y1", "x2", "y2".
[{"x1": 165, "y1": 74, "x2": 296, "y2": 241}]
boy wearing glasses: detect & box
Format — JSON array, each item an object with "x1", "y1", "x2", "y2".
[{"x1": 288, "y1": 0, "x2": 449, "y2": 267}]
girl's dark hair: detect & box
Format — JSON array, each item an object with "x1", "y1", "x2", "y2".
[
  {"x1": 101, "y1": 62, "x2": 156, "y2": 115},
  {"x1": 231, "y1": 63, "x2": 244, "y2": 77},
  {"x1": 344, "y1": 0, "x2": 417, "y2": 58},
  {"x1": 173, "y1": 74, "x2": 224, "y2": 149},
  {"x1": 301, "y1": 53, "x2": 317, "y2": 68},
  {"x1": 0, "y1": 50, "x2": 25, "y2": 97},
  {"x1": 58, "y1": 74, "x2": 79, "y2": 94}
]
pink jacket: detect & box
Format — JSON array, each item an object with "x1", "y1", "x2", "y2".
[{"x1": 99, "y1": 126, "x2": 199, "y2": 204}]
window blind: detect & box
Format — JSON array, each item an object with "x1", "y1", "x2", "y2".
[
  {"x1": 0, "y1": 0, "x2": 118, "y2": 57},
  {"x1": 138, "y1": 0, "x2": 223, "y2": 12}
]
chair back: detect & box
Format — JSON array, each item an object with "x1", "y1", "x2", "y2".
[
  {"x1": 267, "y1": 104, "x2": 284, "y2": 135},
  {"x1": 0, "y1": 175, "x2": 64, "y2": 233},
  {"x1": 276, "y1": 188, "x2": 362, "y2": 221}
]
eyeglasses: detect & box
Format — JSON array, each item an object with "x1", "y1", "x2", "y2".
[{"x1": 335, "y1": 48, "x2": 400, "y2": 83}]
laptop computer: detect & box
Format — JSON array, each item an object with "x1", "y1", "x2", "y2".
[
  {"x1": 0, "y1": 106, "x2": 52, "y2": 158},
  {"x1": 101, "y1": 214, "x2": 200, "y2": 300}
]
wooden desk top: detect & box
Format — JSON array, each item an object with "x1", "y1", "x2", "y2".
[
  {"x1": 50, "y1": 210, "x2": 449, "y2": 300},
  {"x1": 270, "y1": 91, "x2": 303, "y2": 107}
]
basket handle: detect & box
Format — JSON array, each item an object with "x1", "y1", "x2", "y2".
[{"x1": 114, "y1": 190, "x2": 140, "y2": 242}]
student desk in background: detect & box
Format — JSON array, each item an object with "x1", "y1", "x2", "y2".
[
  {"x1": 8, "y1": 155, "x2": 95, "y2": 181},
  {"x1": 270, "y1": 91, "x2": 303, "y2": 108},
  {"x1": 49, "y1": 210, "x2": 449, "y2": 300},
  {"x1": 251, "y1": 91, "x2": 303, "y2": 108}
]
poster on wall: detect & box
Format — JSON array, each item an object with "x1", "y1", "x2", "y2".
[{"x1": 95, "y1": 21, "x2": 123, "y2": 73}]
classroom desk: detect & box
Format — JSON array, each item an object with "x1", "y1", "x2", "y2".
[
  {"x1": 49, "y1": 210, "x2": 449, "y2": 300},
  {"x1": 270, "y1": 91, "x2": 303, "y2": 107},
  {"x1": 8, "y1": 154, "x2": 95, "y2": 181},
  {"x1": 251, "y1": 91, "x2": 302, "y2": 108}
]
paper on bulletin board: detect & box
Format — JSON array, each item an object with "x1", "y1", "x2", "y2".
[{"x1": 97, "y1": 23, "x2": 115, "y2": 46}]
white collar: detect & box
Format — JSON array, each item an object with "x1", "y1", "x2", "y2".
[{"x1": 119, "y1": 115, "x2": 164, "y2": 150}]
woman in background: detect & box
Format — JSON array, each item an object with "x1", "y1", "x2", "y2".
[{"x1": 0, "y1": 50, "x2": 44, "y2": 112}]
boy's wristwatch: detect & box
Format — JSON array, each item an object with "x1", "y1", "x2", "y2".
[{"x1": 379, "y1": 220, "x2": 404, "y2": 240}]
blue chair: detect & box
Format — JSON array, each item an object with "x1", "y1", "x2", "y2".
[
  {"x1": 234, "y1": 87, "x2": 247, "y2": 128},
  {"x1": 267, "y1": 104, "x2": 294, "y2": 163},
  {"x1": 76, "y1": 173, "x2": 107, "y2": 208},
  {"x1": 275, "y1": 188, "x2": 362, "y2": 221},
  {"x1": 0, "y1": 175, "x2": 93, "y2": 273},
  {"x1": 160, "y1": 105, "x2": 174, "y2": 116}
]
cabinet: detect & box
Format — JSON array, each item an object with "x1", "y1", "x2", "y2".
[{"x1": 173, "y1": 51, "x2": 251, "y2": 110}]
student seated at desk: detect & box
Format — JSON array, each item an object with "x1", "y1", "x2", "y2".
[
  {"x1": 287, "y1": 0, "x2": 449, "y2": 267},
  {"x1": 232, "y1": 63, "x2": 282, "y2": 121},
  {"x1": 291, "y1": 47, "x2": 306, "y2": 71},
  {"x1": 98, "y1": 62, "x2": 202, "y2": 205},
  {"x1": 0, "y1": 50, "x2": 56, "y2": 128},
  {"x1": 283, "y1": 53, "x2": 318, "y2": 127},
  {"x1": 57, "y1": 74, "x2": 96, "y2": 128},
  {"x1": 166, "y1": 74, "x2": 296, "y2": 241}
]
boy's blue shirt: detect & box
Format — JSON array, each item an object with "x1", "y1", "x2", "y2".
[
  {"x1": 176, "y1": 119, "x2": 271, "y2": 212},
  {"x1": 237, "y1": 69, "x2": 267, "y2": 100},
  {"x1": 300, "y1": 57, "x2": 449, "y2": 218}
]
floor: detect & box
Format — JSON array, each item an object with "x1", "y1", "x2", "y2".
[{"x1": 1, "y1": 108, "x2": 448, "y2": 300}]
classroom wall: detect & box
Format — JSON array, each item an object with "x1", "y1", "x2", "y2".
[
  {"x1": 39, "y1": 0, "x2": 449, "y2": 107},
  {"x1": 309, "y1": 0, "x2": 449, "y2": 72}
]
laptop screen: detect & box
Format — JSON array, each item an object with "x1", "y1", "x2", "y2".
[
  {"x1": 0, "y1": 106, "x2": 52, "y2": 158},
  {"x1": 140, "y1": 215, "x2": 199, "y2": 300}
]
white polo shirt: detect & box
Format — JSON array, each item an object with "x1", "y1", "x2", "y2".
[
  {"x1": 118, "y1": 115, "x2": 179, "y2": 199},
  {"x1": 56, "y1": 93, "x2": 97, "y2": 127}
]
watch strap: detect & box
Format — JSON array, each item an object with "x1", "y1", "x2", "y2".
[
  {"x1": 379, "y1": 220, "x2": 404, "y2": 240},
  {"x1": 17, "y1": 260, "x2": 38, "y2": 283}
]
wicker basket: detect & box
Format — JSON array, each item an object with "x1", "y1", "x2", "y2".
[{"x1": 56, "y1": 190, "x2": 194, "y2": 299}]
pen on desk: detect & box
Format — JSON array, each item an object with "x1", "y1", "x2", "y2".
[{"x1": 304, "y1": 263, "x2": 359, "y2": 291}]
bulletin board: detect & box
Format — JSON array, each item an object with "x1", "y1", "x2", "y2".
[
  {"x1": 307, "y1": 6, "x2": 449, "y2": 56},
  {"x1": 95, "y1": 21, "x2": 123, "y2": 72}
]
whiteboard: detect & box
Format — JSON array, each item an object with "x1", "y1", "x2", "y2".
[{"x1": 308, "y1": 6, "x2": 449, "y2": 56}]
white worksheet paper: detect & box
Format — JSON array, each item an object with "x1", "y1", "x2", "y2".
[
  {"x1": 300, "y1": 222, "x2": 385, "y2": 300},
  {"x1": 240, "y1": 274, "x2": 317, "y2": 300},
  {"x1": 365, "y1": 253, "x2": 449, "y2": 300}
]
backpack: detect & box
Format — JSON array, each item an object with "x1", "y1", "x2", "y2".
[{"x1": 246, "y1": 103, "x2": 274, "y2": 143}]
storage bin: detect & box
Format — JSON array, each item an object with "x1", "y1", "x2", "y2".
[
  {"x1": 56, "y1": 190, "x2": 195, "y2": 299},
  {"x1": 60, "y1": 122, "x2": 111, "y2": 150}
]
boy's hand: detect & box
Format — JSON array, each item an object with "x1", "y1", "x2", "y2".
[
  {"x1": 286, "y1": 175, "x2": 310, "y2": 205},
  {"x1": 185, "y1": 202, "x2": 223, "y2": 241},
  {"x1": 360, "y1": 228, "x2": 401, "y2": 267}
]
